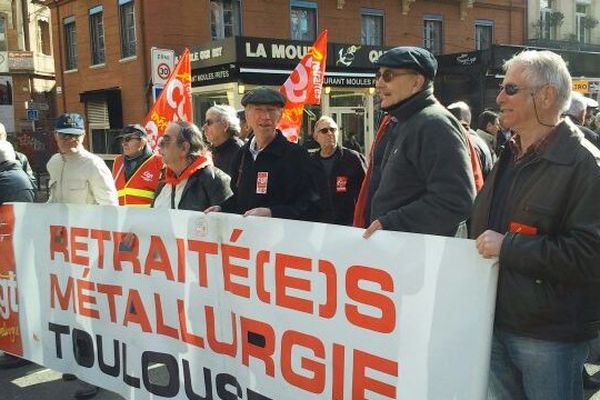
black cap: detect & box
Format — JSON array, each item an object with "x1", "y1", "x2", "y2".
[
  {"x1": 55, "y1": 113, "x2": 85, "y2": 135},
  {"x1": 118, "y1": 124, "x2": 147, "y2": 138},
  {"x1": 374, "y1": 46, "x2": 438, "y2": 79},
  {"x1": 241, "y1": 87, "x2": 286, "y2": 107}
]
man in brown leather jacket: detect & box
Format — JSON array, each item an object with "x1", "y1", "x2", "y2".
[{"x1": 472, "y1": 50, "x2": 600, "y2": 400}]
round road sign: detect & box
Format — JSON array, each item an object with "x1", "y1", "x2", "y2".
[{"x1": 157, "y1": 63, "x2": 171, "y2": 80}]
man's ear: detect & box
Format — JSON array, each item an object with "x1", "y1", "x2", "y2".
[{"x1": 413, "y1": 74, "x2": 427, "y2": 93}]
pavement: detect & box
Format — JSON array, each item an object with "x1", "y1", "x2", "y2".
[{"x1": 1, "y1": 358, "x2": 600, "y2": 399}]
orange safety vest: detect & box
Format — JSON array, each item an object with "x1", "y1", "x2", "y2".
[{"x1": 112, "y1": 153, "x2": 163, "y2": 207}]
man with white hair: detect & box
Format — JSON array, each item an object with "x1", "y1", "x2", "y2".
[
  {"x1": 564, "y1": 91, "x2": 600, "y2": 148},
  {"x1": 0, "y1": 122, "x2": 36, "y2": 185},
  {"x1": 472, "y1": 50, "x2": 600, "y2": 399},
  {"x1": 203, "y1": 104, "x2": 243, "y2": 176}
]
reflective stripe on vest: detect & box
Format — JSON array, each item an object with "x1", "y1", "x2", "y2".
[
  {"x1": 117, "y1": 187, "x2": 155, "y2": 199},
  {"x1": 113, "y1": 154, "x2": 163, "y2": 206}
]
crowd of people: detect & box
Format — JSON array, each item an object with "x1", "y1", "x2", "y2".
[{"x1": 1, "y1": 46, "x2": 600, "y2": 400}]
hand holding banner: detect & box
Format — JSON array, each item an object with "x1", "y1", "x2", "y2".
[{"x1": 278, "y1": 30, "x2": 328, "y2": 142}]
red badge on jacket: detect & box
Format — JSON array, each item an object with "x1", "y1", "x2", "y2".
[
  {"x1": 336, "y1": 176, "x2": 348, "y2": 193},
  {"x1": 256, "y1": 172, "x2": 268, "y2": 194},
  {"x1": 509, "y1": 222, "x2": 538, "y2": 236}
]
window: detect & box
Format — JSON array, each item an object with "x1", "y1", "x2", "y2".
[
  {"x1": 63, "y1": 16, "x2": 77, "y2": 70},
  {"x1": 576, "y1": 4, "x2": 591, "y2": 43},
  {"x1": 475, "y1": 20, "x2": 493, "y2": 50},
  {"x1": 37, "y1": 19, "x2": 51, "y2": 55},
  {"x1": 119, "y1": 0, "x2": 136, "y2": 58},
  {"x1": 423, "y1": 15, "x2": 443, "y2": 55},
  {"x1": 89, "y1": 5, "x2": 105, "y2": 65},
  {"x1": 0, "y1": 14, "x2": 6, "y2": 52},
  {"x1": 539, "y1": 0, "x2": 556, "y2": 40},
  {"x1": 361, "y1": 8, "x2": 383, "y2": 46},
  {"x1": 290, "y1": 1, "x2": 317, "y2": 41},
  {"x1": 209, "y1": 0, "x2": 241, "y2": 40}
]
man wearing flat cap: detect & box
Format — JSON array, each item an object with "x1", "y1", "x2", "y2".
[
  {"x1": 354, "y1": 46, "x2": 475, "y2": 238},
  {"x1": 206, "y1": 86, "x2": 323, "y2": 221},
  {"x1": 47, "y1": 113, "x2": 117, "y2": 206},
  {"x1": 112, "y1": 124, "x2": 163, "y2": 206}
]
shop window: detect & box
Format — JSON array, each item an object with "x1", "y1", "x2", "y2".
[
  {"x1": 89, "y1": 5, "x2": 105, "y2": 65},
  {"x1": 119, "y1": 0, "x2": 136, "y2": 58},
  {"x1": 290, "y1": 1, "x2": 317, "y2": 41},
  {"x1": 37, "y1": 19, "x2": 51, "y2": 55},
  {"x1": 361, "y1": 8, "x2": 383, "y2": 46},
  {"x1": 423, "y1": 15, "x2": 443, "y2": 55},
  {"x1": 210, "y1": 0, "x2": 241, "y2": 40},
  {"x1": 475, "y1": 20, "x2": 493, "y2": 50},
  {"x1": 63, "y1": 16, "x2": 77, "y2": 70},
  {"x1": 0, "y1": 14, "x2": 6, "y2": 52}
]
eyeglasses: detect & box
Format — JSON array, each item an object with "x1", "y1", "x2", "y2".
[
  {"x1": 57, "y1": 133, "x2": 79, "y2": 140},
  {"x1": 203, "y1": 119, "x2": 218, "y2": 126},
  {"x1": 499, "y1": 84, "x2": 531, "y2": 96},
  {"x1": 375, "y1": 70, "x2": 416, "y2": 83},
  {"x1": 157, "y1": 135, "x2": 173, "y2": 148},
  {"x1": 120, "y1": 136, "x2": 141, "y2": 143},
  {"x1": 318, "y1": 127, "x2": 337, "y2": 134}
]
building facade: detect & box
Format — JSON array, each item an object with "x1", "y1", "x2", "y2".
[
  {"x1": 47, "y1": 0, "x2": 525, "y2": 159},
  {"x1": 0, "y1": 0, "x2": 55, "y2": 171}
]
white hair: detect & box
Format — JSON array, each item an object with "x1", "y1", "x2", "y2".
[
  {"x1": 503, "y1": 50, "x2": 572, "y2": 113},
  {"x1": 0, "y1": 140, "x2": 16, "y2": 163},
  {"x1": 447, "y1": 101, "x2": 472, "y2": 124},
  {"x1": 0, "y1": 122, "x2": 6, "y2": 140},
  {"x1": 206, "y1": 104, "x2": 241, "y2": 137}
]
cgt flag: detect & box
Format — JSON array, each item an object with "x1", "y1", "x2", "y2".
[
  {"x1": 278, "y1": 30, "x2": 327, "y2": 142},
  {"x1": 143, "y1": 48, "x2": 192, "y2": 149}
]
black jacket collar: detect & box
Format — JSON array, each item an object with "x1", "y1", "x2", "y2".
[{"x1": 385, "y1": 85, "x2": 436, "y2": 124}]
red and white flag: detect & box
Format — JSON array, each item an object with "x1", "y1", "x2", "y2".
[
  {"x1": 278, "y1": 30, "x2": 328, "y2": 142},
  {"x1": 143, "y1": 48, "x2": 192, "y2": 149}
]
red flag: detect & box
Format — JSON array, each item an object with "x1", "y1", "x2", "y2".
[
  {"x1": 278, "y1": 30, "x2": 328, "y2": 142},
  {"x1": 143, "y1": 48, "x2": 192, "y2": 149}
]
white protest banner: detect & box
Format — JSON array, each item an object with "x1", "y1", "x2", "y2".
[{"x1": 1, "y1": 203, "x2": 497, "y2": 399}]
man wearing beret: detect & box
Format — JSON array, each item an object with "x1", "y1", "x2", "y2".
[
  {"x1": 354, "y1": 46, "x2": 475, "y2": 238},
  {"x1": 206, "y1": 87, "x2": 323, "y2": 221}
]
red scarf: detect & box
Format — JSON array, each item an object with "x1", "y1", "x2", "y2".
[
  {"x1": 466, "y1": 134, "x2": 484, "y2": 192},
  {"x1": 164, "y1": 156, "x2": 210, "y2": 186},
  {"x1": 353, "y1": 114, "x2": 392, "y2": 228}
]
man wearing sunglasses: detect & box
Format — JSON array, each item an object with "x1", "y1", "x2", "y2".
[
  {"x1": 310, "y1": 116, "x2": 366, "y2": 226},
  {"x1": 112, "y1": 124, "x2": 163, "y2": 207},
  {"x1": 355, "y1": 46, "x2": 475, "y2": 239},
  {"x1": 472, "y1": 50, "x2": 600, "y2": 399},
  {"x1": 47, "y1": 113, "x2": 117, "y2": 206}
]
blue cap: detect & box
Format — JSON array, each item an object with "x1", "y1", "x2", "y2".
[
  {"x1": 55, "y1": 113, "x2": 85, "y2": 135},
  {"x1": 374, "y1": 46, "x2": 438, "y2": 79}
]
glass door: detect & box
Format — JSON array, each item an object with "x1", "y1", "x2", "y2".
[{"x1": 330, "y1": 107, "x2": 366, "y2": 155}]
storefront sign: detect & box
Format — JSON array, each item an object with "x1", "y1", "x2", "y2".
[
  {"x1": 191, "y1": 64, "x2": 238, "y2": 87},
  {"x1": 8, "y1": 51, "x2": 33, "y2": 71},
  {"x1": 325, "y1": 75, "x2": 375, "y2": 87},
  {"x1": 190, "y1": 38, "x2": 236, "y2": 69},
  {"x1": 573, "y1": 79, "x2": 589, "y2": 93}
]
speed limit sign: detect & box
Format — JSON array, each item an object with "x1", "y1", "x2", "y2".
[
  {"x1": 151, "y1": 47, "x2": 175, "y2": 85},
  {"x1": 157, "y1": 62, "x2": 171, "y2": 80}
]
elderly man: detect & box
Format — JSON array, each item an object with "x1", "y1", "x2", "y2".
[
  {"x1": 354, "y1": 46, "x2": 475, "y2": 238},
  {"x1": 203, "y1": 105, "x2": 243, "y2": 176},
  {"x1": 47, "y1": 113, "x2": 117, "y2": 206},
  {"x1": 472, "y1": 50, "x2": 600, "y2": 399},
  {"x1": 207, "y1": 87, "x2": 322, "y2": 221},
  {"x1": 310, "y1": 116, "x2": 365, "y2": 225},
  {"x1": 153, "y1": 120, "x2": 231, "y2": 211},
  {"x1": 112, "y1": 124, "x2": 163, "y2": 206},
  {"x1": 564, "y1": 91, "x2": 600, "y2": 149}
]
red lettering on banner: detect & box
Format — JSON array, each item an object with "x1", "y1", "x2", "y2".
[
  {"x1": 332, "y1": 343, "x2": 346, "y2": 400},
  {"x1": 240, "y1": 316, "x2": 275, "y2": 377},
  {"x1": 318, "y1": 259, "x2": 337, "y2": 318},
  {"x1": 177, "y1": 299, "x2": 204, "y2": 348},
  {"x1": 188, "y1": 239, "x2": 218, "y2": 287},
  {"x1": 222, "y1": 244, "x2": 250, "y2": 298},
  {"x1": 144, "y1": 235, "x2": 175, "y2": 281},
  {"x1": 345, "y1": 265, "x2": 396, "y2": 334},
  {"x1": 90, "y1": 229, "x2": 111, "y2": 269},
  {"x1": 205, "y1": 306, "x2": 237, "y2": 357},
  {"x1": 176, "y1": 238, "x2": 186, "y2": 283},
  {"x1": 76, "y1": 279, "x2": 99, "y2": 319},
  {"x1": 255, "y1": 250, "x2": 271, "y2": 303},
  {"x1": 352, "y1": 349, "x2": 398, "y2": 400},
  {"x1": 49, "y1": 273, "x2": 75, "y2": 311},
  {"x1": 96, "y1": 283, "x2": 122, "y2": 323},
  {"x1": 112, "y1": 232, "x2": 142, "y2": 273},
  {"x1": 281, "y1": 330, "x2": 325, "y2": 394},
  {"x1": 123, "y1": 289, "x2": 151, "y2": 332},
  {"x1": 275, "y1": 254, "x2": 313, "y2": 314},
  {"x1": 49, "y1": 225, "x2": 69, "y2": 262},
  {"x1": 70, "y1": 228, "x2": 89, "y2": 266},
  {"x1": 155, "y1": 293, "x2": 179, "y2": 340}
]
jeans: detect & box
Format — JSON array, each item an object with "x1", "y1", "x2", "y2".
[{"x1": 488, "y1": 329, "x2": 589, "y2": 400}]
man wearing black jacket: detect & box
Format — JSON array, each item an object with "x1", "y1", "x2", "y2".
[
  {"x1": 207, "y1": 87, "x2": 323, "y2": 221},
  {"x1": 310, "y1": 116, "x2": 365, "y2": 225}
]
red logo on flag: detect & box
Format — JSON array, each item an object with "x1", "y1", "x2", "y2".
[
  {"x1": 143, "y1": 49, "x2": 192, "y2": 150},
  {"x1": 278, "y1": 30, "x2": 328, "y2": 142}
]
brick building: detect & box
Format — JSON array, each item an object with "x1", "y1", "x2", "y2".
[{"x1": 46, "y1": 0, "x2": 525, "y2": 159}]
